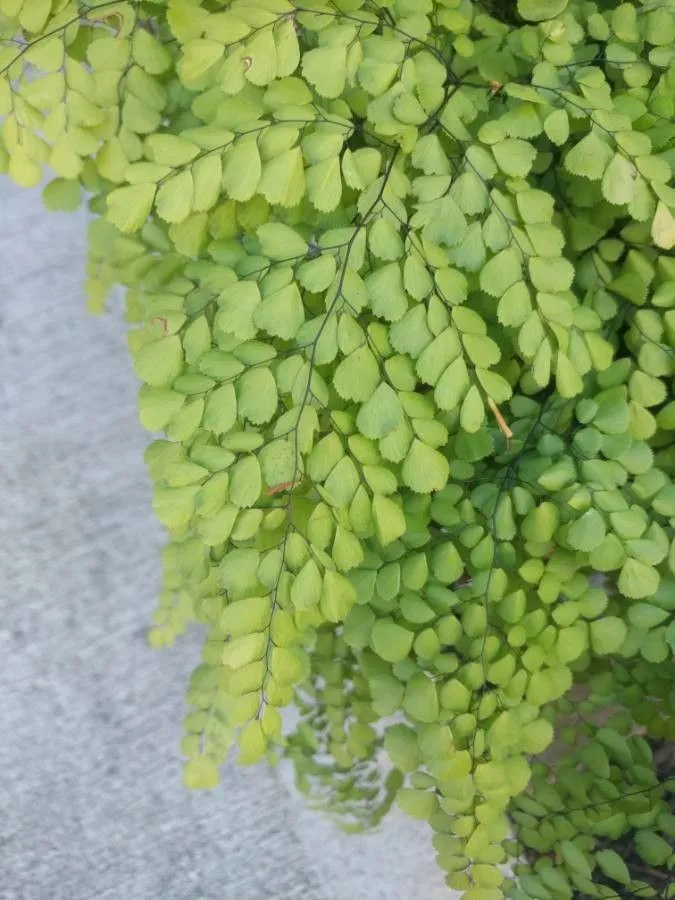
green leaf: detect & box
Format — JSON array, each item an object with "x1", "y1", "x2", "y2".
[
  {"x1": 356, "y1": 383, "x2": 403, "y2": 439},
  {"x1": 618, "y1": 558, "x2": 660, "y2": 599},
  {"x1": 652, "y1": 202, "x2": 675, "y2": 250},
  {"x1": 559, "y1": 840, "x2": 592, "y2": 879},
  {"x1": 342, "y1": 148, "x2": 382, "y2": 190},
  {"x1": 302, "y1": 45, "x2": 347, "y2": 99},
  {"x1": 520, "y1": 718, "x2": 553, "y2": 754},
  {"x1": 253, "y1": 283, "x2": 304, "y2": 340},
  {"x1": 568, "y1": 508, "x2": 606, "y2": 552},
  {"x1": 460, "y1": 385, "x2": 485, "y2": 433},
  {"x1": 134, "y1": 336, "x2": 183, "y2": 387},
  {"x1": 402, "y1": 439, "x2": 449, "y2": 493},
  {"x1": 564, "y1": 132, "x2": 613, "y2": 181},
  {"x1": 42, "y1": 178, "x2": 82, "y2": 212},
  {"x1": 198, "y1": 505, "x2": 238, "y2": 546},
  {"x1": 321, "y1": 569, "x2": 357, "y2": 622},
  {"x1": 635, "y1": 831, "x2": 673, "y2": 867},
  {"x1": 221, "y1": 630, "x2": 266, "y2": 669},
  {"x1": 244, "y1": 30, "x2": 277, "y2": 86},
  {"x1": 480, "y1": 248, "x2": 522, "y2": 297},
  {"x1": 237, "y1": 368, "x2": 278, "y2": 425},
  {"x1": 602, "y1": 153, "x2": 637, "y2": 206},
  {"x1": 544, "y1": 109, "x2": 569, "y2": 145},
  {"x1": 307, "y1": 156, "x2": 343, "y2": 213},
  {"x1": 369, "y1": 218, "x2": 404, "y2": 261},
  {"x1": 238, "y1": 720, "x2": 267, "y2": 765},
  {"x1": 365, "y1": 262, "x2": 408, "y2": 321},
  {"x1": 153, "y1": 485, "x2": 199, "y2": 529},
  {"x1": 397, "y1": 788, "x2": 436, "y2": 820},
  {"x1": 590, "y1": 534, "x2": 626, "y2": 571},
  {"x1": 259, "y1": 147, "x2": 305, "y2": 208},
  {"x1": 229, "y1": 455, "x2": 262, "y2": 508},
  {"x1": 216, "y1": 281, "x2": 261, "y2": 342},
  {"x1": 403, "y1": 673, "x2": 439, "y2": 723},
  {"x1": 667, "y1": 620, "x2": 675, "y2": 655},
  {"x1": 372, "y1": 494, "x2": 406, "y2": 546},
  {"x1": 370, "y1": 618, "x2": 414, "y2": 662},
  {"x1": 332, "y1": 525, "x2": 364, "y2": 571},
  {"x1": 222, "y1": 141, "x2": 261, "y2": 201},
  {"x1": 274, "y1": 18, "x2": 300, "y2": 78},
  {"x1": 324, "y1": 456, "x2": 359, "y2": 507},
  {"x1": 435, "y1": 267, "x2": 468, "y2": 305},
  {"x1": 529, "y1": 257, "x2": 574, "y2": 292},
  {"x1": 412, "y1": 134, "x2": 451, "y2": 176},
  {"x1": 418, "y1": 329, "x2": 462, "y2": 386},
  {"x1": 257, "y1": 223, "x2": 307, "y2": 259},
  {"x1": 297, "y1": 255, "x2": 336, "y2": 293},
  {"x1": 423, "y1": 195, "x2": 466, "y2": 247},
  {"x1": 556, "y1": 353, "x2": 583, "y2": 398},
  {"x1": 334, "y1": 345, "x2": 380, "y2": 402},
  {"x1": 492, "y1": 139, "x2": 537, "y2": 178},
  {"x1": 156, "y1": 171, "x2": 193, "y2": 224},
  {"x1": 590, "y1": 617, "x2": 627, "y2": 655},
  {"x1": 518, "y1": 0, "x2": 568, "y2": 21},
  {"x1": 146, "y1": 133, "x2": 200, "y2": 166},
  {"x1": 132, "y1": 28, "x2": 172, "y2": 74},
  {"x1": 258, "y1": 435, "x2": 299, "y2": 492},
  {"x1": 432, "y1": 542, "x2": 463, "y2": 584},
  {"x1": 522, "y1": 502, "x2": 560, "y2": 543},
  {"x1": 179, "y1": 39, "x2": 224, "y2": 83},
  {"x1": 203, "y1": 384, "x2": 237, "y2": 435},
  {"x1": 343, "y1": 605, "x2": 375, "y2": 648},
  {"x1": 628, "y1": 603, "x2": 669, "y2": 629},
  {"x1": 440, "y1": 679, "x2": 471, "y2": 713},
  {"x1": 384, "y1": 724, "x2": 419, "y2": 772},
  {"x1": 183, "y1": 756, "x2": 220, "y2": 789},
  {"x1": 291, "y1": 558, "x2": 322, "y2": 610},
  {"x1": 107, "y1": 183, "x2": 155, "y2": 233},
  {"x1": 556, "y1": 623, "x2": 588, "y2": 663},
  {"x1": 220, "y1": 596, "x2": 271, "y2": 637},
  {"x1": 138, "y1": 387, "x2": 185, "y2": 432},
  {"x1": 498, "y1": 282, "x2": 532, "y2": 327},
  {"x1": 370, "y1": 673, "x2": 404, "y2": 716}
]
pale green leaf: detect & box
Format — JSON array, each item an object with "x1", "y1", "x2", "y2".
[
  {"x1": 156, "y1": 170, "x2": 193, "y2": 224},
  {"x1": 371, "y1": 618, "x2": 414, "y2": 663},
  {"x1": 107, "y1": 183, "x2": 155, "y2": 233},
  {"x1": 222, "y1": 141, "x2": 261, "y2": 202},
  {"x1": 253, "y1": 283, "x2": 305, "y2": 340},
  {"x1": 356, "y1": 383, "x2": 404, "y2": 439},
  {"x1": 134, "y1": 336, "x2": 183, "y2": 387},
  {"x1": 146, "y1": 133, "x2": 201, "y2": 166},
  {"x1": 288, "y1": 35, "x2": 333, "y2": 91},
  {"x1": 601, "y1": 153, "x2": 637, "y2": 206},
  {"x1": 565, "y1": 132, "x2": 612, "y2": 181},
  {"x1": 618, "y1": 558, "x2": 660, "y2": 599},
  {"x1": 307, "y1": 156, "x2": 343, "y2": 212},
  {"x1": 589, "y1": 617, "x2": 627, "y2": 655},
  {"x1": 568, "y1": 508, "x2": 606, "y2": 552},
  {"x1": 492, "y1": 139, "x2": 537, "y2": 178},
  {"x1": 237, "y1": 368, "x2": 278, "y2": 425},
  {"x1": 257, "y1": 223, "x2": 307, "y2": 260},
  {"x1": 518, "y1": 0, "x2": 567, "y2": 21},
  {"x1": 402, "y1": 439, "x2": 449, "y2": 493},
  {"x1": 179, "y1": 39, "x2": 224, "y2": 83},
  {"x1": 259, "y1": 147, "x2": 305, "y2": 207}
]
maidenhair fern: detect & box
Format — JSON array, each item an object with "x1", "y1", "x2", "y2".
[{"x1": 2, "y1": 0, "x2": 674, "y2": 896}]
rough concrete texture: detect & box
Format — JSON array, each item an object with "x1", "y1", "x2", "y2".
[{"x1": 0, "y1": 182, "x2": 452, "y2": 900}]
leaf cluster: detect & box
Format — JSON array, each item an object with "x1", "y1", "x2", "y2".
[{"x1": 2, "y1": 0, "x2": 674, "y2": 897}]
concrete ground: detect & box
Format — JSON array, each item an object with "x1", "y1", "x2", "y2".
[{"x1": 0, "y1": 181, "x2": 452, "y2": 900}]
